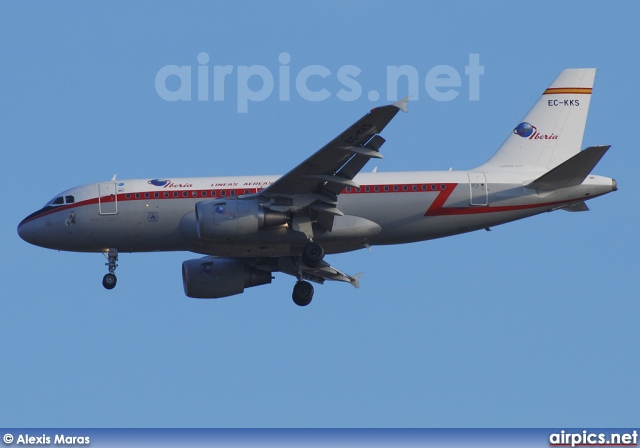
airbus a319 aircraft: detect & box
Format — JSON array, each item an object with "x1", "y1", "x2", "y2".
[{"x1": 18, "y1": 68, "x2": 616, "y2": 306}]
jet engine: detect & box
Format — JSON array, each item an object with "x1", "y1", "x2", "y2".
[
  {"x1": 182, "y1": 257, "x2": 273, "y2": 298},
  {"x1": 195, "y1": 199, "x2": 287, "y2": 240}
]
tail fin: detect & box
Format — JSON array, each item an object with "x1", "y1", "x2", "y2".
[{"x1": 477, "y1": 68, "x2": 596, "y2": 172}]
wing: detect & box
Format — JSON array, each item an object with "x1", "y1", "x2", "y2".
[
  {"x1": 257, "y1": 97, "x2": 409, "y2": 234},
  {"x1": 277, "y1": 257, "x2": 363, "y2": 288},
  {"x1": 301, "y1": 262, "x2": 362, "y2": 288}
]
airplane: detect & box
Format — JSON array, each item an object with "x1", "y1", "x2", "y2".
[{"x1": 17, "y1": 68, "x2": 616, "y2": 306}]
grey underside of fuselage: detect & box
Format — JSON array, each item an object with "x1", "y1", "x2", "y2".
[{"x1": 33, "y1": 181, "x2": 592, "y2": 257}]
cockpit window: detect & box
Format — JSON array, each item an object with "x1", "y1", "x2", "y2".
[{"x1": 47, "y1": 195, "x2": 75, "y2": 207}]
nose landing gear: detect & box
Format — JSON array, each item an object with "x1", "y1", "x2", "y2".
[{"x1": 102, "y1": 248, "x2": 118, "y2": 290}]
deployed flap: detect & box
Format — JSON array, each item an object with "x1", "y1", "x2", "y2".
[{"x1": 526, "y1": 145, "x2": 610, "y2": 190}]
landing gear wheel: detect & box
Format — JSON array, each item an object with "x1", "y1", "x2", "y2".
[
  {"x1": 292, "y1": 281, "x2": 314, "y2": 306},
  {"x1": 102, "y1": 248, "x2": 119, "y2": 290},
  {"x1": 302, "y1": 242, "x2": 324, "y2": 267},
  {"x1": 102, "y1": 273, "x2": 117, "y2": 290}
]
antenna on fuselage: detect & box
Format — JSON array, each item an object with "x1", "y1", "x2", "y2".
[{"x1": 111, "y1": 174, "x2": 117, "y2": 181}]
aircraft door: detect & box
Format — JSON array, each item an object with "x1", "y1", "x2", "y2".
[
  {"x1": 468, "y1": 172, "x2": 488, "y2": 206},
  {"x1": 98, "y1": 182, "x2": 118, "y2": 215}
]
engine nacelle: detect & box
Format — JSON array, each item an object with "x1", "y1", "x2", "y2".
[
  {"x1": 182, "y1": 257, "x2": 272, "y2": 298},
  {"x1": 195, "y1": 199, "x2": 287, "y2": 240}
]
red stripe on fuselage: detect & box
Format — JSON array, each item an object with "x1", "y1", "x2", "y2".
[
  {"x1": 424, "y1": 183, "x2": 458, "y2": 216},
  {"x1": 22, "y1": 184, "x2": 448, "y2": 224},
  {"x1": 21, "y1": 183, "x2": 598, "y2": 225}
]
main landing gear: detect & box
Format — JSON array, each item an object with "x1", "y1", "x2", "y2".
[
  {"x1": 291, "y1": 241, "x2": 325, "y2": 306},
  {"x1": 302, "y1": 241, "x2": 324, "y2": 267},
  {"x1": 292, "y1": 280, "x2": 314, "y2": 307},
  {"x1": 102, "y1": 248, "x2": 118, "y2": 290}
]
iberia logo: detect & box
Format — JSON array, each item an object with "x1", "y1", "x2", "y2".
[
  {"x1": 513, "y1": 122, "x2": 558, "y2": 140},
  {"x1": 514, "y1": 122, "x2": 535, "y2": 137},
  {"x1": 148, "y1": 179, "x2": 193, "y2": 188},
  {"x1": 148, "y1": 179, "x2": 170, "y2": 187}
]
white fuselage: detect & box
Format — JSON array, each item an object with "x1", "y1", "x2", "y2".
[{"x1": 17, "y1": 170, "x2": 616, "y2": 258}]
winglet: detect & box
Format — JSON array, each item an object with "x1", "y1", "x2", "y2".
[
  {"x1": 393, "y1": 96, "x2": 410, "y2": 113},
  {"x1": 350, "y1": 272, "x2": 364, "y2": 289}
]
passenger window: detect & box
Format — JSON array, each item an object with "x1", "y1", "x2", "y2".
[{"x1": 65, "y1": 195, "x2": 75, "y2": 203}]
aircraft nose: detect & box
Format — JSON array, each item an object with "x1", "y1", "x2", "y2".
[
  {"x1": 17, "y1": 218, "x2": 35, "y2": 244},
  {"x1": 17, "y1": 213, "x2": 45, "y2": 246}
]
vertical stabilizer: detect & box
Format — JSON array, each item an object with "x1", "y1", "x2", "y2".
[{"x1": 477, "y1": 68, "x2": 595, "y2": 172}]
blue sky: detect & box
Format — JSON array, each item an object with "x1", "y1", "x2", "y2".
[{"x1": 1, "y1": 1, "x2": 638, "y2": 428}]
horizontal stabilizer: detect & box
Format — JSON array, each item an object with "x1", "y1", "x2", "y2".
[
  {"x1": 526, "y1": 145, "x2": 610, "y2": 190},
  {"x1": 561, "y1": 201, "x2": 590, "y2": 212}
]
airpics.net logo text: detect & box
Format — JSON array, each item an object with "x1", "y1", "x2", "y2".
[{"x1": 154, "y1": 52, "x2": 484, "y2": 113}]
